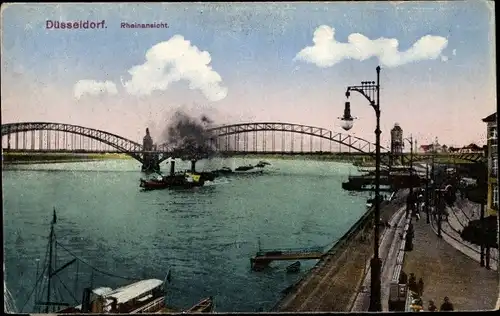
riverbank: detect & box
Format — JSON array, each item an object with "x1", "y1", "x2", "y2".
[{"x1": 2, "y1": 152, "x2": 132, "y2": 165}]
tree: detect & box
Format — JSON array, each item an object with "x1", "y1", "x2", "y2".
[
  {"x1": 461, "y1": 217, "x2": 498, "y2": 248},
  {"x1": 459, "y1": 161, "x2": 497, "y2": 250}
]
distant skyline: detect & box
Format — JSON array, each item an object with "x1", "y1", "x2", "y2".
[{"x1": 1, "y1": 1, "x2": 496, "y2": 148}]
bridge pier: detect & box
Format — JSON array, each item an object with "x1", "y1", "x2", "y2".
[
  {"x1": 141, "y1": 152, "x2": 160, "y2": 173},
  {"x1": 141, "y1": 128, "x2": 160, "y2": 173}
]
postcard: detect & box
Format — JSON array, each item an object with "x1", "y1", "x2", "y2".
[{"x1": 2, "y1": 1, "x2": 497, "y2": 313}]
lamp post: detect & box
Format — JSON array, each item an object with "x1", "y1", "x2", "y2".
[
  {"x1": 425, "y1": 163, "x2": 430, "y2": 223},
  {"x1": 431, "y1": 138, "x2": 437, "y2": 215},
  {"x1": 495, "y1": 112, "x2": 500, "y2": 288},
  {"x1": 340, "y1": 66, "x2": 382, "y2": 312},
  {"x1": 436, "y1": 188, "x2": 443, "y2": 238},
  {"x1": 404, "y1": 136, "x2": 414, "y2": 215}
]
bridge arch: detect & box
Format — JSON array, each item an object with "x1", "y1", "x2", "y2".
[
  {"x1": 1, "y1": 122, "x2": 144, "y2": 162},
  {"x1": 204, "y1": 122, "x2": 390, "y2": 154}
]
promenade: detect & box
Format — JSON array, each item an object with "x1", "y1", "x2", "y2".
[
  {"x1": 350, "y1": 204, "x2": 408, "y2": 311},
  {"x1": 403, "y1": 209, "x2": 498, "y2": 311},
  {"x1": 275, "y1": 190, "x2": 408, "y2": 312}
]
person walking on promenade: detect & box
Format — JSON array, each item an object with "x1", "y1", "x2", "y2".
[
  {"x1": 399, "y1": 271, "x2": 408, "y2": 284},
  {"x1": 417, "y1": 278, "x2": 424, "y2": 296},
  {"x1": 440, "y1": 297, "x2": 454, "y2": 311},
  {"x1": 408, "y1": 273, "x2": 417, "y2": 293},
  {"x1": 428, "y1": 300, "x2": 437, "y2": 311}
]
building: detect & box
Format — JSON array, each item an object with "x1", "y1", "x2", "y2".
[
  {"x1": 390, "y1": 123, "x2": 403, "y2": 165},
  {"x1": 458, "y1": 143, "x2": 484, "y2": 153},
  {"x1": 482, "y1": 112, "x2": 497, "y2": 217},
  {"x1": 419, "y1": 139, "x2": 444, "y2": 153}
]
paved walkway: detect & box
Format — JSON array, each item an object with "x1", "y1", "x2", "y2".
[
  {"x1": 350, "y1": 205, "x2": 407, "y2": 311},
  {"x1": 403, "y1": 215, "x2": 498, "y2": 311}
]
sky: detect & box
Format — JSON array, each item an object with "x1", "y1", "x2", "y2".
[{"x1": 1, "y1": 1, "x2": 496, "y2": 149}]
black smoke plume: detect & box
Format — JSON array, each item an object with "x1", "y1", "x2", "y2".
[{"x1": 162, "y1": 110, "x2": 221, "y2": 161}]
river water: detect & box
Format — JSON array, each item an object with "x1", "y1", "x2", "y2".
[{"x1": 3, "y1": 157, "x2": 370, "y2": 312}]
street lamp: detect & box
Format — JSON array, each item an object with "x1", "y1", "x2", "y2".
[
  {"x1": 339, "y1": 100, "x2": 356, "y2": 131},
  {"x1": 425, "y1": 162, "x2": 430, "y2": 223},
  {"x1": 341, "y1": 66, "x2": 382, "y2": 312},
  {"x1": 404, "y1": 136, "x2": 414, "y2": 215}
]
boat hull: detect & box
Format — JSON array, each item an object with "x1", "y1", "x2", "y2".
[
  {"x1": 140, "y1": 174, "x2": 205, "y2": 190},
  {"x1": 186, "y1": 297, "x2": 214, "y2": 313},
  {"x1": 286, "y1": 261, "x2": 301, "y2": 273}
]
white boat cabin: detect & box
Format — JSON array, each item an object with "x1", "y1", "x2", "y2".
[{"x1": 65, "y1": 279, "x2": 165, "y2": 314}]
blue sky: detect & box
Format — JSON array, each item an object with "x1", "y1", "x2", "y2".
[{"x1": 1, "y1": 1, "x2": 496, "y2": 147}]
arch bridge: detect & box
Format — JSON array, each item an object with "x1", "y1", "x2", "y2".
[
  {"x1": 1, "y1": 122, "x2": 145, "y2": 162},
  {"x1": 203, "y1": 122, "x2": 390, "y2": 155},
  {"x1": 2, "y1": 122, "x2": 390, "y2": 164}
]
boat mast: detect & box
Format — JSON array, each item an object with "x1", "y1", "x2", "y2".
[{"x1": 45, "y1": 208, "x2": 57, "y2": 313}]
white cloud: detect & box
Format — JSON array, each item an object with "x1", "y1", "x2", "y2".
[
  {"x1": 294, "y1": 25, "x2": 449, "y2": 68},
  {"x1": 74, "y1": 80, "x2": 118, "y2": 99},
  {"x1": 441, "y1": 55, "x2": 449, "y2": 62},
  {"x1": 122, "y1": 35, "x2": 227, "y2": 102},
  {"x1": 452, "y1": 49, "x2": 457, "y2": 56}
]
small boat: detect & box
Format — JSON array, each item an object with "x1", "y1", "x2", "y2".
[
  {"x1": 185, "y1": 297, "x2": 214, "y2": 313},
  {"x1": 234, "y1": 165, "x2": 264, "y2": 174},
  {"x1": 60, "y1": 279, "x2": 167, "y2": 313},
  {"x1": 235, "y1": 165, "x2": 255, "y2": 172},
  {"x1": 255, "y1": 161, "x2": 271, "y2": 168},
  {"x1": 286, "y1": 261, "x2": 301, "y2": 273}
]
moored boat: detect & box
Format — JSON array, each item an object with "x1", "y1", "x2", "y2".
[
  {"x1": 59, "y1": 279, "x2": 167, "y2": 313},
  {"x1": 185, "y1": 296, "x2": 214, "y2": 313},
  {"x1": 286, "y1": 261, "x2": 301, "y2": 273}
]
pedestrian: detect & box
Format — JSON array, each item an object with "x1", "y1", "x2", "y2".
[
  {"x1": 408, "y1": 273, "x2": 417, "y2": 293},
  {"x1": 440, "y1": 296, "x2": 454, "y2": 311},
  {"x1": 399, "y1": 271, "x2": 408, "y2": 284},
  {"x1": 428, "y1": 300, "x2": 437, "y2": 312},
  {"x1": 418, "y1": 278, "x2": 424, "y2": 296}
]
